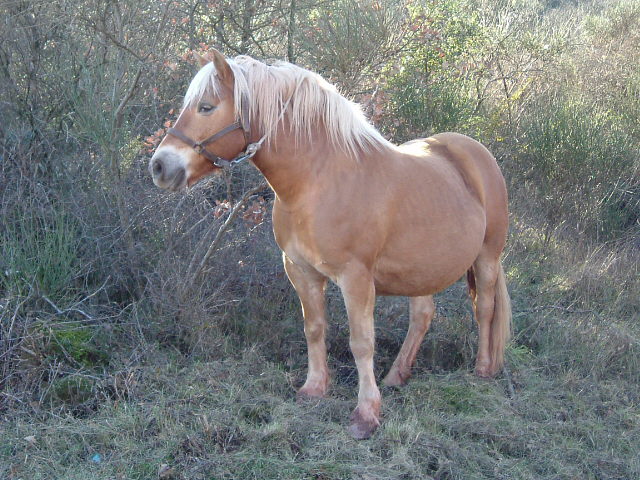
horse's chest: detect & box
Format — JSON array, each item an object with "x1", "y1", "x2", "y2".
[{"x1": 272, "y1": 207, "x2": 336, "y2": 276}]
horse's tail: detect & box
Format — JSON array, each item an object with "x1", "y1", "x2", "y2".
[
  {"x1": 467, "y1": 262, "x2": 512, "y2": 375},
  {"x1": 489, "y1": 262, "x2": 512, "y2": 373}
]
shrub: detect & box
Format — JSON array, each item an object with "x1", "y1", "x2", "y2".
[
  {"x1": 1, "y1": 203, "x2": 80, "y2": 302},
  {"x1": 513, "y1": 93, "x2": 639, "y2": 241}
]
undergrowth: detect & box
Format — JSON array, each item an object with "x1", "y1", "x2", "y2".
[
  {"x1": 1, "y1": 1, "x2": 639, "y2": 479},
  {"x1": 1, "y1": 217, "x2": 638, "y2": 479}
]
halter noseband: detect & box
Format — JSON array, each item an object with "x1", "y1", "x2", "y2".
[{"x1": 167, "y1": 120, "x2": 258, "y2": 169}]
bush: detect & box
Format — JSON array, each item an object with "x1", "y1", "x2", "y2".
[
  {"x1": 513, "y1": 94, "x2": 639, "y2": 240},
  {"x1": 1, "y1": 200, "x2": 80, "y2": 302}
]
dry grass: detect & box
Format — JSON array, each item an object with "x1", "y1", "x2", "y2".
[
  {"x1": 2, "y1": 339, "x2": 638, "y2": 479},
  {"x1": 2, "y1": 212, "x2": 639, "y2": 479}
]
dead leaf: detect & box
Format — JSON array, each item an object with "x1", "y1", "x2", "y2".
[{"x1": 158, "y1": 463, "x2": 176, "y2": 479}]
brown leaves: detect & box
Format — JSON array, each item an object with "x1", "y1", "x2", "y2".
[
  {"x1": 163, "y1": 60, "x2": 178, "y2": 71},
  {"x1": 214, "y1": 197, "x2": 267, "y2": 227},
  {"x1": 213, "y1": 200, "x2": 231, "y2": 218},
  {"x1": 242, "y1": 197, "x2": 267, "y2": 226},
  {"x1": 181, "y1": 44, "x2": 214, "y2": 64},
  {"x1": 360, "y1": 90, "x2": 389, "y2": 125},
  {"x1": 141, "y1": 112, "x2": 175, "y2": 154}
]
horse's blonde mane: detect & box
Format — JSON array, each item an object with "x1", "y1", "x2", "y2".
[{"x1": 183, "y1": 55, "x2": 392, "y2": 158}]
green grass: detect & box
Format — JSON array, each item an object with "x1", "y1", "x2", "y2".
[
  {"x1": 2, "y1": 326, "x2": 638, "y2": 480},
  {"x1": 1, "y1": 205, "x2": 80, "y2": 301}
]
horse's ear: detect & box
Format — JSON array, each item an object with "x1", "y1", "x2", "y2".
[
  {"x1": 207, "y1": 48, "x2": 233, "y2": 86},
  {"x1": 192, "y1": 51, "x2": 209, "y2": 67}
]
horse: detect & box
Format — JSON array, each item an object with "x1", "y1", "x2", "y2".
[{"x1": 149, "y1": 49, "x2": 511, "y2": 439}]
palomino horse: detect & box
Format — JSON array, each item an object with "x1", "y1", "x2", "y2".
[{"x1": 150, "y1": 49, "x2": 511, "y2": 439}]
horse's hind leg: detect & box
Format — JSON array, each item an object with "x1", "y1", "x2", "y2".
[
  {"x1": 383, "y1": 295, "x2": 435, "y2": 387},
  {"x1": 468, "y1": 255, "x2": 511, "y2": 377},
  {"x1": 283, "y1": 254, "x2": 330, "y2": 399}
]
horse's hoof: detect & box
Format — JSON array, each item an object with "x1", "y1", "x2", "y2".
[
  {"x1": 382, "y1": 368, "x2": 410, "y2": 387},
  {"x1": 296, "y1": 386, "x2": 327, "y2": 403},
  {"x1": 348, "y1": 407, "x2": 380, "y2": 440},
  {"x1": 474, "y1": 364, "x2": 497, "y2": 378}
]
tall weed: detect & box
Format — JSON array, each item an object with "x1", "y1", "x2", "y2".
[{"x1": 1, "y1": 204, "x2": 80, "y2": 302}]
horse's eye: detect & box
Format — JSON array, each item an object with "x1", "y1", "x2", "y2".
[{"x1": 197, "y1": 103, "x2": 216, "y2": 114}]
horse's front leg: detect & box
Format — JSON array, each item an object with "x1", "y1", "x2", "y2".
[
  {"x1": 337, "y1": 264, "x2": 381, "y2": 439},
  {"x1": 283, "y1": 254, "x2": 330, "y2": 399}
]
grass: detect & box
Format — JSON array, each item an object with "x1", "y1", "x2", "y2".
[
  {"x1": 2, "y1": 217, "x2": 639, "y2": 480},
  {"x1": 2, "y1": 346, "x2": 638, "y2": 480},
  {"x1": 1, "y1": 205, "x2": 80, "y2": 302},
  {"x1": 2, "y1": 228, "x2": 639, "y2": 480}
]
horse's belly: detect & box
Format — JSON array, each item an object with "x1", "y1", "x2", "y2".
[
  {"x1": 372, "y1": 224, "x2": 484, "y2": 296},
  {"x1": 373, "y1": 260, "x2": 470, "y2": 296}
]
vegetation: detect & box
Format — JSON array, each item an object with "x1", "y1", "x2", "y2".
[{"x1": 1, "y1": 0, "x2": 638, "y2": 478}]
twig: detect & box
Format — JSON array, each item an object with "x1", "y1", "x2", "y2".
[
  {"x1": 502, "y1": 365, "x2": 516, "y2": 399},
  {"x1": 186, "y1": 181, "x2": 269, "y2": 289},
  {"x1": 70, "y1": 275, "x2": 110, "y2": 309},
  {"x1": 41, "y1": 294, "x2": 94, "y2": 320},
  {"x1": 513, "y1": 304, "x2": 597, "y2": 317},
  {"x1": 41, "y1": 294, "x2": 63, "y2": 314}
]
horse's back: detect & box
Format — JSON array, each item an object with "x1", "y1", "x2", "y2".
[{"x1": 400, "y1": 133, "x2": 502, "y2": 200}]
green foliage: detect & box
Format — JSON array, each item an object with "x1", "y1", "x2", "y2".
[
  {"x1": 384, "y1": 0, "x2": 487, "y2": 138},
  {"x1": 515, "y1": 94, "x2": 639, "y2": 239},
  {"x1": 585, "y1": 0, "x2": 640, "y2": 41},
  {"x1": 47, "y1": 326, "x2": 110, "y2": 368},
  {"x1": 1, "y1": 206, "x2": 80, "y2": 301},
  {"x1": 301, "y1": 0, "x2": 407, "y2": 88},
  {"x1": 46, "y1": 375, "x2": 98, "y2": 406},
  {"x1": 387, "y1": 70, "x2": 477, "y2": 138}
]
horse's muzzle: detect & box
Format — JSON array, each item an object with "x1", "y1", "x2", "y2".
[{"x1": 149, "y1": 150, "x2": 187, "y2": 191}]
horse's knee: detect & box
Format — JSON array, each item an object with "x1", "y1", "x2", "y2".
[
  {"x1": 349, "y1": 334, "x2": 375, "y2": 360},
  {"x1": 304, "y1": 320, "x2": 326, "y2": 343}
]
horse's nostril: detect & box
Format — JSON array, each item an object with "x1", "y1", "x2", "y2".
[
  {"x1": 152, "y1": 159, "x2": 163, "y2": 177},
  {"x1": 149, "y1": 153, "x2": 187, "y2": 190}
]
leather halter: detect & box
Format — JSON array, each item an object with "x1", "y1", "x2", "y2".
[
  {"x1": 167, "y1": 85, "x2": 297, "y2": 168},
  {"x1": 166, "y1": 121, "x2": 254, "y2": 168}
]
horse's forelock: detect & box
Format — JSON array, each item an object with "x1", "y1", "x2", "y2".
[{"x1": 183, "y1": 62, "x2": 219, "y2": 109}]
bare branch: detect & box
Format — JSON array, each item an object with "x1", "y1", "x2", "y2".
[{"x1": 186, "y1": 181, "x2": 269, "y2": 289}]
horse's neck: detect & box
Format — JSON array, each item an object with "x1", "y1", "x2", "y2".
[{"x1": 251, "y1": 131, "x2": 338, "y2": 204}]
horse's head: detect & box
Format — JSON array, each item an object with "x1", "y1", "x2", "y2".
[{"x1": 149, "y1": 49, "x2": 247, "y2": 191}]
